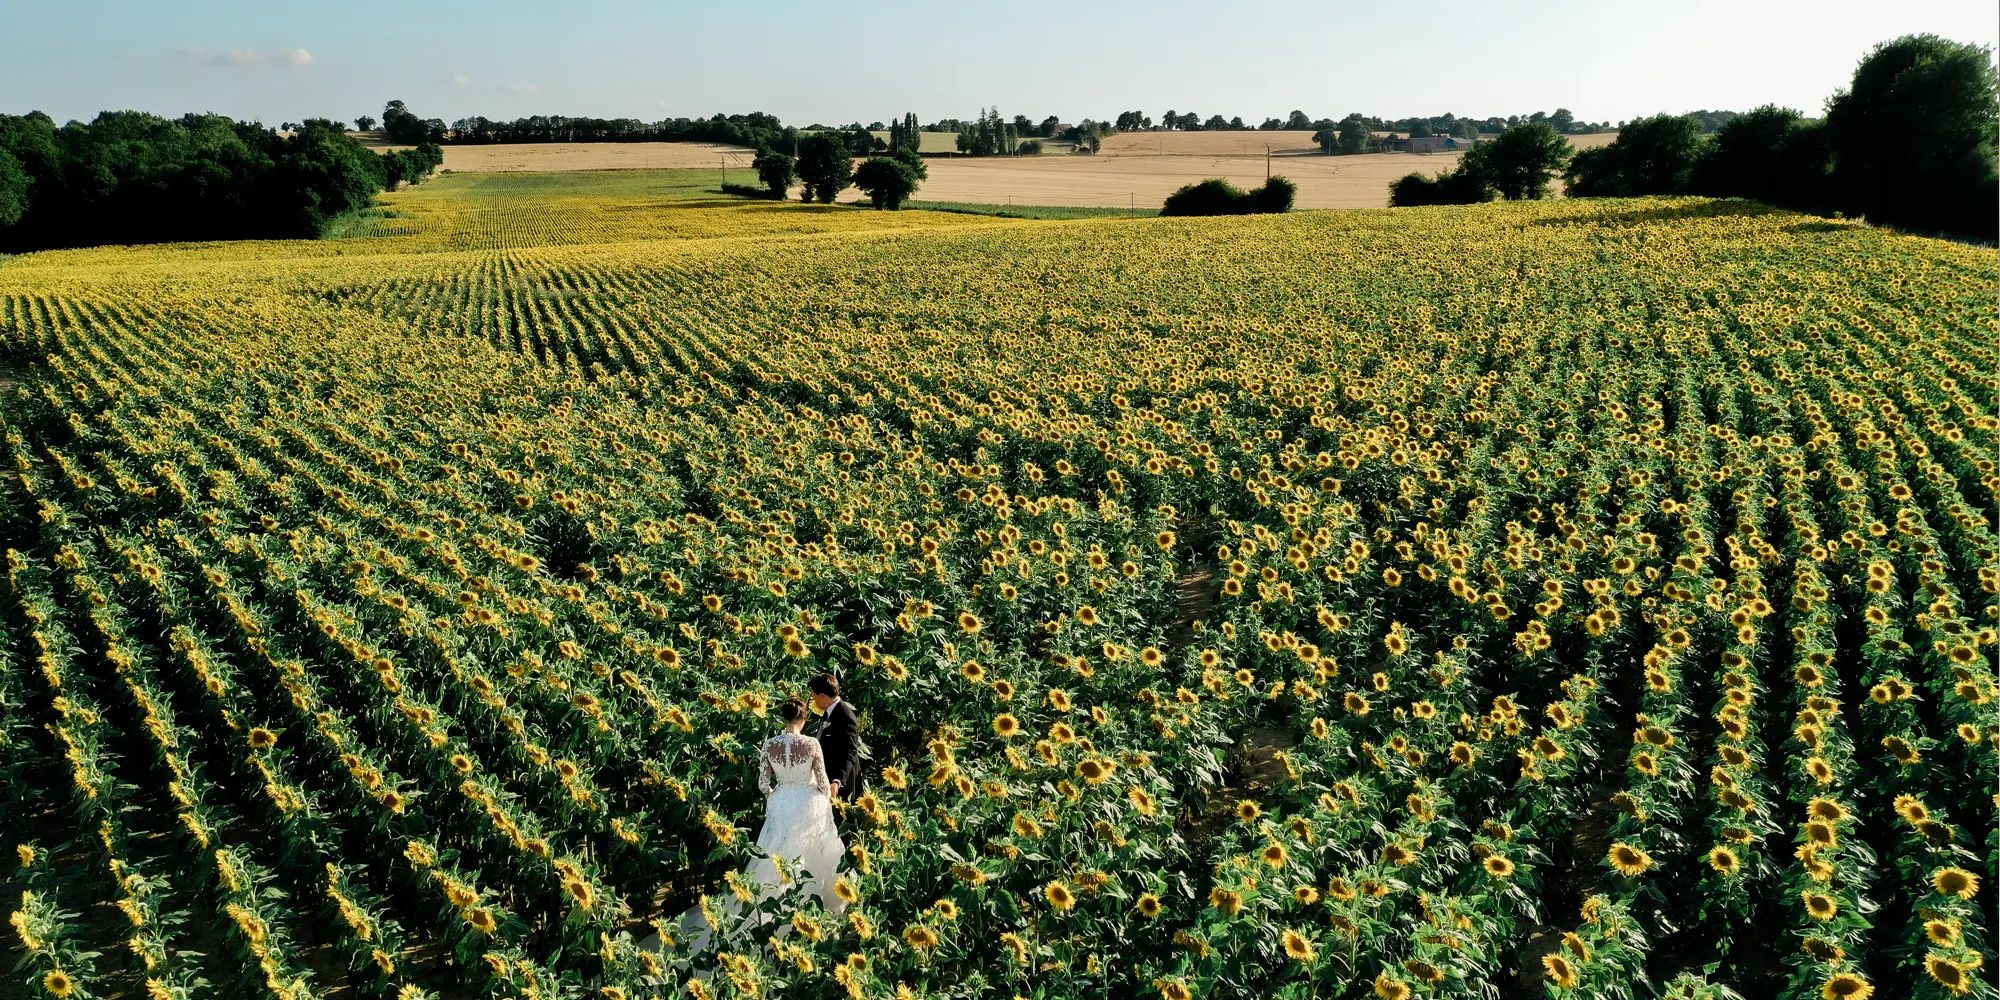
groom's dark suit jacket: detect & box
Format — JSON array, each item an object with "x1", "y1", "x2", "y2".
[{"x1": 818, "y1": 699, "x2": 862, "y2": 801}]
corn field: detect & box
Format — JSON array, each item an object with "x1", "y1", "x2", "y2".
[{"x1": 0, "y1": 176, "x2": 1993, "y2": 1000}]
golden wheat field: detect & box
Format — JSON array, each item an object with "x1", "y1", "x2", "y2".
[{"x1": 0, "y1": 170, "x2": 1993, "y2": 1000}]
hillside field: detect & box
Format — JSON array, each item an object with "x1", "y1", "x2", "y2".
[{"x1": 0, "y1": 172, "x2": 1994, "y2": 1000}]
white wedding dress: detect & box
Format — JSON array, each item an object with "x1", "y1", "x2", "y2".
[{"x1": 678, "y1": 731, "x2": 845, "y2": 953}]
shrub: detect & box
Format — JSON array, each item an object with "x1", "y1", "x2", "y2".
[
  {"x1": 1160, "y1": 177, "x2": 1295, "y2": 216},
  {"x1": 1389, "y1": 167, "x2": 1492, "y2": 206}
]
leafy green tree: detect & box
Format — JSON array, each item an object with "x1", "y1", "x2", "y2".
[
  {"x1": 382, "y1": 100, "x2": 447, "y2": 144},
  {"x1": 853, "y1": 156, "x2": 921, "y2": 209},
  {"x1": 1826, "y1": 34, "x2": 1998, "y2": 239},
  {"x1": 1337, "y1": 116, "x2": 1370, "y2": 155},
  {"x1": 893, "y1": 145, "x2": 928, "y2": 182},
  {"x1": 1562, "y1": 114, "x2": 1706, "y2": 196},
  {"x1": 1690, "y1": 105, "x2": 1833, "y2": 212},
  {"x1": 354, "y1": 115, "x2": 376, "y2": 132},
  {"x1": 0, "y1": 150, "x2": 27, "y2": 227},
  {"x1": 753, "y1": 149, "x2": 796, "y2": 198},
  {"x1": 1286, "y1": 110, "x2": 1313, "y2": 130},
  {"x1": 795, "y1": 133, "x2": 853, "y2": 203},
  {"x1": 1475, "y1": 122, "x2": 1571, "y2": 199}
]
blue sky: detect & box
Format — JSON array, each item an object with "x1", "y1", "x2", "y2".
[{"x1": 4, "y1": 0, "x2": 1992, "y2": 128}]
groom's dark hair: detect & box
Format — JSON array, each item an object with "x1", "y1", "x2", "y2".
[{"x1": 808, "y1": 673, "x2": 840, "y2": 698}]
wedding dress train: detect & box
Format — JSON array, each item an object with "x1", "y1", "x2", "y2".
[{"x1": 677, "y1": 731, "x2": 845, "y2": 953}]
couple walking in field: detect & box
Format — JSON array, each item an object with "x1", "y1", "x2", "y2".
[{"x1": 681, "y1": 673, "x2": 862, "y2": 952}]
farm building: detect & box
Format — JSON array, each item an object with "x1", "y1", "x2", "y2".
[{"x1": 1390, "y1": 135, "x2": 1468, "y2": 153}]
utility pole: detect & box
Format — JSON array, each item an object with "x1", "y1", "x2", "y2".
[
  {"x1": 1266, "y1": 145, "x2": 1271, "y2": 181},
  {"x1": 721, "y1": 154, "x2": 726, "y2": 188}
]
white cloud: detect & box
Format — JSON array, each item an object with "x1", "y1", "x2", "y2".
[
  {"x1": 184, "y1": 46, "x2": 315, "y2": 69},
  {"x1": 502, "y1": 82, "x2": 540, "y2": 96},
  {"x1": 452, "y1": 74, "x2": 471, "y2": 86}
]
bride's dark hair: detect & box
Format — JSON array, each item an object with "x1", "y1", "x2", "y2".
[{"x1": 779, "y1": 698, "x2": 808, "y2": 723}]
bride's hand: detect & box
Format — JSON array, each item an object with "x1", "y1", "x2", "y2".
[{"x1": 828, "y1": 780, "x2": 841, "y2": 797}]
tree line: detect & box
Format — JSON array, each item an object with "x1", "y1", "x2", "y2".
[
  {"x1": 0, "y1": 112, "x2": 441, "y2": 252},
  {"x1": 1391, "y1": 35, "x2": 1998, "y2": 243},
  {"x1": 726, "y1": 116, "x2": 930, "y2": 210}
]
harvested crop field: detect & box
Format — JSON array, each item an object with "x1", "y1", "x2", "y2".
[
  {"x1": 843, "y1": 132, "x2": 1623, "y2": 210},
  {"x1": 353, "y1": 135, "x2": 759, "y2": 172},
  {"x1": 838, "y1": 151, "x2": 1471, "y2": 210}
]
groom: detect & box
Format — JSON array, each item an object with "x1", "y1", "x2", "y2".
[{"x1": 809, "y1": 673, "x2": 862, "y2": 805}]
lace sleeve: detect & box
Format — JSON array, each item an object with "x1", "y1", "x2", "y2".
[
  {"x1": 808, "y1": 737, "x2": 831, "y2": 795},
  {"x1": 758, "y1": 738, "x2": 775, "y2": 796}
]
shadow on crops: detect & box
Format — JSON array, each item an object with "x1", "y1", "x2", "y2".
[{"x1": 1529, "y1": 199, "x2": 1793, "y2": 229}]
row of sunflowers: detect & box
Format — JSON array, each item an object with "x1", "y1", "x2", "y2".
[{"x1": 0, "y1": 190, "x2": 1993, "y2": 1000}]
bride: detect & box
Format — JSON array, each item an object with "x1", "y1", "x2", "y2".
[{"x1": 681, "y1": 699, "x2": 845, "y2": 952}]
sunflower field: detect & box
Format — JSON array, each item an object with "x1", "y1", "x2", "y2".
[{"x1": 0, "y1": 172, "x2": 1993, "y2": 1000}]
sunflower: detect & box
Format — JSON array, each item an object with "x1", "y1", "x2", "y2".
[
  {"x1": 1404, "y1": 959, "x2": 1444, "y2": 984},
  {"x1": 1136, "y1": 893, "x2": 1162, "y2": 918},
  {"x1": 1128, "y1": 787, "x2": 1158, "y2": 815},
  {"x1": 1075, "y1": 605, "x2": 1100, "y2": 627},
  {"x1": 1819, "y1": 972, "x2": 1873, "y2": 999},
  {"x1": 1293, "y1": 885, "x2": 1320, "y2": 905},
  {"x1": 1707, "y1": 846, "x2": 1741, "y2": 876},
  {"x1": 1237, "y1": 800, "x2": 1260, "y2": 822},
  {"x1": 1924, "y1": 954, "x2": 1973, "y2": 994},
  {"x1": 1044, "y1": 881, "x2": 1076, "y2": 911},
  {"x1": 1542, "y1": 954, "x2": 1579, "y2": 988},
  {"x1": 1932, "y1": 867, "x2": 1979, "y2": 900},
  {"x1": 1078, "y1": 758, "x2": 1115, "y2": 784},
  {"x1": 1261, "y1": 842, "x2": 1288, "y2": 868},
  {"x1": 1209, "y1": 887, "x2": 1243, "y2": 915},
  {"x1": 1801, "y1": 891, "x2": 1839, "y2": 921},
  {"x1": 1484, "y1": 855, "x2": 1516, "y2": 878},
  {"x1": 42, "y1": 970, "x2": 75, "y2": 999},
  {"x1": 903, "y1": 924, "x2": 938, "y2": 950},
  {"x1": 463, "y1": 907, "x2": 497, "y2": 934},
  {"x1": 999, "y1": 932, "x2": 1029, "y2": 963},
  {"x1": 1561, "y1": 931, "x2": 1590, "y2": 961},
  {"x1": 1156, "y1": 980, "x2": 1194, "y2": 1000},
  {"x1": 1373, "y1": 974, "x2": 1413, "y2": 1000},
  {"x1": 993, "y1": 714, "x2": 1021, "y2": 737},
  {"x1": 1607, "y1": 842, "x2": 1653, "y2": 876},
  {"x1": 1281, "y1": 928, "x2": 1316, "y2": 962}
]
